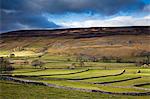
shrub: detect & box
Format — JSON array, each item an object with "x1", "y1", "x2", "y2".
[
  {"x1": 9, "y1": 54, "x2": 15, "y2": 58},
  {"x1": 31, "y1": 59, "x2": 44, "y2": 68},
  {"x1": 67, "y1": 58, "x2": 71, "y2": 61},
  {"x1": 68, "y1": 63, "x2": 76, "y2": 69},
  {"x1": 79, "y1": 61, "x2": 85, "y2": 67},
  {"x1": 101, "y1": 56, "x2": 110, "y2": 62},
  {"x1": 0, "y1": 57, "x2": 14, "y2": 71},
  {"x1": 138, "y1": 51, "x2": 150, "y2": 65}
]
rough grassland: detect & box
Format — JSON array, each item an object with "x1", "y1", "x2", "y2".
[
  {"x1": 1, "y1": 35, "x2": 150, "y2": 57},
  {"x1": 2, "y1": 80, "x2": 150, "y2": 99}
]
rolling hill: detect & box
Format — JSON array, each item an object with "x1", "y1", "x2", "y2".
[{"x1": 0, "y1": 26, "x2": 150, "y2": 58}]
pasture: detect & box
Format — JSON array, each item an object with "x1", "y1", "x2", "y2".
[
  {"x1": 1, "y1": 50, "x2": 150, "y2": 99},
  {"x1": 0, "y1": 33, "x2": 150, "y2": 99}
]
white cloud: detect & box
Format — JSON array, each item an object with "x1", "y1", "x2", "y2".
[
  {"x1": 58, "y1": 15, "x2": 150, "y2": 28},
  {"x1": 1, "y1": 9, "x2": 18, "y2": 14},
  {"x1": 16, "y1": 23, "x2": 29, "y2": 29}
]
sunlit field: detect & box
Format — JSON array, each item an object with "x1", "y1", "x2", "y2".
[
  {"x1": 1, "y1": 48, "x2": 150, "y2": 99},
  {"x1": 0, "y1": 29, "x2": 150, "y2": 99}
]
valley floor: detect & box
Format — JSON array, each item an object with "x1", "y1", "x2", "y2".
[{"x1": 0, "y1": 80, "x2": 150, "y2": 99}]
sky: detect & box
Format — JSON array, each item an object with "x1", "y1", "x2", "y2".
[{"x1": 0, "y1": 0, "x2": 150, "y2": 32}]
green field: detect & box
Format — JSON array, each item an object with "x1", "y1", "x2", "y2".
[
  {"x1": 2, "y1": 80, "x2": 150, "y2": 99},
  {"x1": 0, "y1": 35, "x2": 150, "y2": 99}
]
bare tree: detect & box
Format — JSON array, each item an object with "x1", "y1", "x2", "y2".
[
  {"x1": 69, "y1": 63, "x2": 76, "y2": 69},
  {"x1": 79, "y1": 61, "x2": 85, "y2": 67},
  {"x1": 116, "y1": 57, "x2": 122, "y2": 63},
  {"x1": 139, "y1": 51, "x2": 150, "y2": 65},
  {"x1": 31, "y1": 60, "x2": 44, "y2": 69},
  {"x1": 0, "y1": 57, "x2": 14, "y2": 71}
]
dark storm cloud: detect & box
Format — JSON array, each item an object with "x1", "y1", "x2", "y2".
[
  {"x1": 0, "y1": 0, "x2": 148, "y2": 32},
  {"x1": 0, "y1": 0, "x2": 60, "y2": 32},
  {"x1": 0, "y1": 17, "x2": 59, "y2": 32},
  {"x1": 41, "y1": 0, "x2": 146, "y2": 15},
  {"x1": 2, "y1": 0, "x2": 145, "y2": 14},
  {"x1": 0, "y1": 10, "x2": 59, "y2": 32}
]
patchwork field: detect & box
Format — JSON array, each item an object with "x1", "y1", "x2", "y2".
[
  {"x1": 1, "y1": 52, "x2": 150, "y2": 98},
  {"x1": 0, "y1": 27, "x2": 150, "y2": 99},
  {"x1": 2, "y1": 80, "x2": 150, "y2": 99}
]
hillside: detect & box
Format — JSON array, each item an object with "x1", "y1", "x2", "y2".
[
  {"x1": 1, "y1": 26, "x2": 150, "y2": 38},
  {"x1": 1, "y1": 26, "x2": 150, "y2": 98},
  {"x1": 0, "y1": 26, "x2": 150, "y2": 58}
]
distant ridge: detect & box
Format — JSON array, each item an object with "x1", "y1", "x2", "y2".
[{"x1": 1, "y1": 26, "x2": 150, "y2": 38}]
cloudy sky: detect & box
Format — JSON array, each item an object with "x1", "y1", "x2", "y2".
[{"x1": 0, "y1": 0, "x2": 150, "y2": 32}]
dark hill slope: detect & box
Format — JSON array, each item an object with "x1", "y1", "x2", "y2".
[{"x1": 1, "y1": 26, "x2": 150, "y2": 38}]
